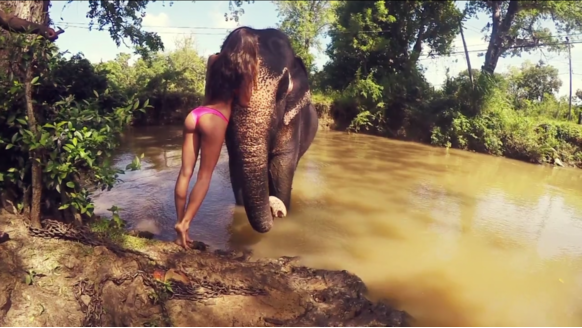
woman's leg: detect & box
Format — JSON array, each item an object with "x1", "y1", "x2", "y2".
[
  {"x1": 175, "y1": 116, "x2": 226, "y2": 248},
  {"x1": 174, "y1": 121, "x2": 200, "y2": 247}
]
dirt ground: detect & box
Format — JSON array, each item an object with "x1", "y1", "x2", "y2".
[{"x1": 0, "y1": 212, "x2": 409, "y2": 327}]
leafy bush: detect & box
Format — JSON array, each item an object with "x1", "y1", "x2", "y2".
[
  {"x1": 0, "y1": 32, "x2": 149, "y2": 227},
  {"x1": 428, "y1": 71, "x2": 582, "y2": 167}
]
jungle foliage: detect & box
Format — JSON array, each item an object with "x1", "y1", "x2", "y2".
[
  {"x1": 0, "y1": 0, "x2": 245, "y2": 225},
  {"x1": 277, "y1": 0, "x2": 582, "y2": 168},
  {"x1": 3, "y1": 0, "x2": 582, "y2": 228}
]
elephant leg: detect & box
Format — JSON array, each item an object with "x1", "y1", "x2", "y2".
[
  {"x1": 299, "y1": 103, "x2": 319, "y2": 159},
  {"x1": 226, "y1": 137, "x2": 244, "y2": 206},
  {"x1": 268, "y1": 151, "x2": 298, "y2": 211},
  {"x1": 229, "y1": 156, "x2": 244, "y2": 206}
]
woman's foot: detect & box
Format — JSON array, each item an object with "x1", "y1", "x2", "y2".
[{"x1": 174, "y1": 224, "x2": 194, "y2": 248}]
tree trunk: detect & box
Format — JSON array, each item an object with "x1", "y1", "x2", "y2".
[
  {"x1": 0, "y1": 1, "x2": 50, "y2": 31},
  {"x1": 482, "y1": 1, "x2": 519, "y2": 74},
  {"x1": 25, "y1": 66, "x2": 43, "y2": 229},
  {"x1": 1, "y1": 1, "x2": 50, "y2": 229}
]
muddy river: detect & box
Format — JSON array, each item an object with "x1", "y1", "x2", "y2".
[{"x1": 93, "y1": 126, "x2": 582, "y2": 326}]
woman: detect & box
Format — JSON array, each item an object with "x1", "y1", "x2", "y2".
[{"x1": 173, "y1": 29, "x2": 259, "y2": 248}]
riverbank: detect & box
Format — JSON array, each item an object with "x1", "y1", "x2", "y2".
[
  {"x1": 128, "y1": 88, "x2": 582, "y2": 169},
  {"x1": 309, "y1": 95, "x2": 582, "y2": 169},
  {"x1": 0, "y1": 212, "x2": 408, "y2": 327}
]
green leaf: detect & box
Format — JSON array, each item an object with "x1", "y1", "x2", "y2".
[
  {"x1": 31, "y1": 76, "x2": 39, "y2": 85},
  {"x1": 17, "y1": 118, "x2": 27, "y2": 125},
  {"x1": 66, "y1": 181, "x2": 75, "y2": 188},
  {"x1": 58, "y1": 204, "x2": 70, "y2": 210},
  {"x1": 6, "y1": 144, "x2": 13, "y2": 150},
  {"x1": 7, "y1": 168, "x2": 16, "y2": 172},
  {"x1": 93, "y1": 90, "x2": 99, "y2": 98},
  {"x1": 72, "y1": 138, "x2": 78, "y2": 146}
]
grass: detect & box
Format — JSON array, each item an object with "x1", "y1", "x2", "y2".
[{"x1": 89, "y1": 217, "x2": 155, "y2": 251}]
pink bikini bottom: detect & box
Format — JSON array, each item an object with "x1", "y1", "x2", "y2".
[{"x1": 190, "y1": 106, "x2": 229, "y2": 125}]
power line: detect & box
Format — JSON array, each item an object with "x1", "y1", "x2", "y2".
[
  {"x1": 60, "y1": 22, "x2": 582, "y2": 64},
  {"x1": 63, "y1": 25, "x2": 228, "y2": 35},
  {"x1": 59, "y1": 21, "x2": 582, "y2": 40},
  {"x1": 61, "y1": 22, "x2": 232, "y2": 30},
  {"x1": 417, "y1": 40, "x2": 582, "y2": 61}
]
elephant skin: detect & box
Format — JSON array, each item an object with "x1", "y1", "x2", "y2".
[{"x1": 222, "y1": 27, "x2": 318, "y2": 233}]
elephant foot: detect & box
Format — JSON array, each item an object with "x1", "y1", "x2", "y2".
[{"x1": 269, "y1": 196, "x2": 287, "y2": 218}]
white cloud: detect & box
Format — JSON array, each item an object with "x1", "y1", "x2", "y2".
[
  {"x1": 195, "y1": 5, "x2": 240, "y2": 57},
  {"x1": 142, "y1": 12, "x2": 186, "y2": 53}
]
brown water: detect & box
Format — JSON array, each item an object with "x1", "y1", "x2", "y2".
[{"x1": 93, "y1": 126, "x2": 582, "y2": 326}]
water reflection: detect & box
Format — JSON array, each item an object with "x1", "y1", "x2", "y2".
[{"x1": 94, "y1": 126, "x2": 582, "y2": 326}]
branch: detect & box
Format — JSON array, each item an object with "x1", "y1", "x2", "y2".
[
  {"x1": 499, "y1": 1, "x2": 519, "y2": 35},
  {"x1": 0, "y1": 8, "x2": 64, "y2": 41}
]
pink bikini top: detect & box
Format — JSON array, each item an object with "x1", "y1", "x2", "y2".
[{"x1": 190, "y1": 106, "x2": 229, "y2": 125}]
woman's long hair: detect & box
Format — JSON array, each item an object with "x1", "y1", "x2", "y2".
[{"x1": 205, "y1": 27, "x2": 259, "y2": 107}]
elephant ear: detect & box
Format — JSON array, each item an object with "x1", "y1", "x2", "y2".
[
  {"x1": 283, "y1": 57, "x2": 311, "y2": 126},
  {"x1": 283, "y1": 89, "x2": 311, "y2": 126}
]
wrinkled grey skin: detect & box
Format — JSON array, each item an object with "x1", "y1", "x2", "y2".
[{"x1": 224, "y1": 27, "x2": 318, "y2": 233}]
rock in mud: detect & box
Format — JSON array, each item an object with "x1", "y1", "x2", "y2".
[{"x1": 127, "y1": 229, "x2": 155, "y2": 239}]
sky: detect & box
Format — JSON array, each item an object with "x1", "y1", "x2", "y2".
[{"x1": 49, "y1": 1, "x2": 582, "y2": 97}]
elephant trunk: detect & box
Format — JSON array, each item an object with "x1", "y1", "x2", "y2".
[
  {"x1": 233, "y1": 118, "x2": 274, "y2": 233},
  {"x1": 240, "y1": 152, "x2": 273, "y2": 233}
]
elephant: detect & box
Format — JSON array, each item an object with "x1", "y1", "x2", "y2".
[{"x1": 213, "y1": 26, "x2": 318, "y2": 233}]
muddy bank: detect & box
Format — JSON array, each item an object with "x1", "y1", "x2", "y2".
[{"x1": 0, "y1": 213, "x2": 408, "y2": 327}]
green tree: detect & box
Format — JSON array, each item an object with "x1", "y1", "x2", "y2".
[
  {"x1": 273, "y1": 0, "x2": 336, "y2": 74},
  {"x1": 465, "y1": 1, "x2": 582, "y2": 74},
  {"x1": 507, "y1": 61, "x2": 562, "y2": 105},
  {"x1": 319, "y1": 0, "x2": 461, "y2": 131},
  {"x1": 323, "y1": 0, "x2": 461, "y2": 91},
  {"x1": 0, "y1": 0, "x2": 252, "y2": 227},
  {"x1": 96, "y1": 35, "x2": 207, "y2": 125}
]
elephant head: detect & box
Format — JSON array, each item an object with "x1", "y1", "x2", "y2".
[{"x1": 210, "y1": 27, "x2": 311, "y2": 233}]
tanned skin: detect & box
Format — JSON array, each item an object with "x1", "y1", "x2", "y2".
[{"x1": 173, "y1": 54, "x2": 233, "y2": 248}]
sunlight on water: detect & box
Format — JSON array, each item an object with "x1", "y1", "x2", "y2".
[{"x1": 94, "y1": 126, "x2": 582, "y2": 326}]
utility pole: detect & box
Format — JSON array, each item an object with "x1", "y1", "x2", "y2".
[
  {"x1": 567, "y1": 36, "x2": 573, "y2": 121},
  {"x1": 459, "y1": 11, "x2": 473, "y2": 89},
  {"x1": 460, "y1": 20, "x2": 474, "y2": 89}
]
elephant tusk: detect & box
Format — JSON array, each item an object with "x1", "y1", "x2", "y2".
[
  {"x1": 281, "y1": 67, "x2": 293, "y2": 96},
  {"x1": 287, "y1": 70, "x2": 293, "y2": 95},
  {"x1": 269, "y1": 196, "x2": 287, "y2": 218}
]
